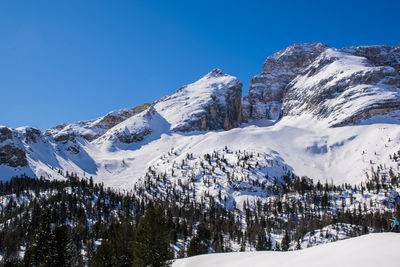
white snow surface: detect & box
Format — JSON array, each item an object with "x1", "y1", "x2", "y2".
[
  {"x1": 283, "y1": 48, "x2": 400, "y2": 126},
  {"x1": 2, "y1": 114, "x2": 400, "y2": 188},
  {"x1": 1, "y1": 62, "x2": 399, "y2": 190},
  {"x1": 153, "y1": 68, "x2": 240, "y2": 131},
  {"x1": 173, "y1": 233, "x2": 400, "y2": 267}
]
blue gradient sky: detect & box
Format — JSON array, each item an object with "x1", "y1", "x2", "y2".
[{"x1": 1, "y1": 0, "x2": 399, "y2": 130}]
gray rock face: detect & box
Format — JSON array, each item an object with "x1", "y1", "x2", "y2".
[
  {"x1": 22, "y1": 127, "x2": 42, "y2": 144},
  {"x1": 0, "y1": 127, "x2": 12, "y2": 142},
  {"x1": 342, "y1": 45, "x2": 400, "y2": 71},
  {"x1": 46, "y1": 103, "x2": 151, "y2": 142},
  {"x1": 0, "y1": 144, "x2": 28, "y2": 167},
  {"x1": 106, "y1": 107, "x2": 154, "y2": 144},
  {"x1": 96, "y1": 69, "x2": 243, "y2": 144},
  {"x1": 154, "y1": 68, "x2": 242, "y2": 132},
  {"x1": 243, "y1": 43, "x2": 328, "y2": 120},
  {"x1": 0, "y1": 127, "x2": 29, "y2": 167},
  {"x1": 280, "y1": 47, "x2": 400, "y2": 126},
  {"x1": 244, "y1": 43, "x2": 400, "y2": 126}
]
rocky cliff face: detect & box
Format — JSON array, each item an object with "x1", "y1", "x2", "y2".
[
  {"x1": 281, "y1": 46, "x2": 400, "y2": 126},
  {"x1": 45, "y1": 103, "x2": 151, "y2": 143},
  {"x1": 95, "y1": 69, "x2": 243, "y2": 144},
  {"x1": 243, "y1": 43, "x2": 400, "y2": 126},
  {"x1": 94, "y1": 106, "x2": 156, "y2": 144},
  {"x1": 1, "y1": 44, "x2": 399, "y2": 182},
  {"x1": 154, "y1": 68, "x2": 242, "y2": 132},
  {"x1": 0, "y1": 126, "x2": 30, "y2": 168},
  {"x1": 243, "y1": 43, "x2": 328, "y2": 120}
]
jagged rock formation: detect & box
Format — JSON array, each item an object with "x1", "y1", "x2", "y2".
[
  {"x1": 243, "y1": 43, "x2": 400, "y2": 126},
  {"x1": 0, "y1": 44, "x2": 399, "y2": 184},
  {"x1": 243, "y1": 43, "x2": 328, "y2": 120},
  {"x1": 154, "y1": 68, "x2": 242, "y2": 132},
  {"x1": 281, "y1": 47, "x2": 400, "y2": 126},
  {"x1": 94, "y1": 106, "x2": 156, "y2": 144},
  {"x1": 95, "y1": 69, "x2": 242, "y2": 144},
  {"x1": 0, "y1": 144, "x2": 27, "y2": 167},
  {"x1": 45, "y1": 103, "x2": 151, "y2": 142},
  {"x1": 0, "y1": 126, "x2": 30, "y2": 167}
]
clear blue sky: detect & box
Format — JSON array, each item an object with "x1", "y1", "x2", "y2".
[{"x1": 1, "y1": 0, "x2": 399, "y2": 130}]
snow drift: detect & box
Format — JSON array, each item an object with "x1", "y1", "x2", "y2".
[{"x1": 173, "y1": 233, "x2": 400, "y2": 267}]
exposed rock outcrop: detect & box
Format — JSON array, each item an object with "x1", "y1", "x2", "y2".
[
  {"x1": 0, "y1": 127, "x2": 13, "y2": 143},
  {"x1": 0, "y1": 144, "x2": 28, "y2": 167},
  {"x1": 243, "y1": 43, "x2": 400, "y2": 126},
  {"x1": 155, "y1": 68, "x2": 242, "y2": 132},
  {"x1": 46, "y1": 103, "x2": 151, "y2": 142},
  {"x1": 280, "y1": 48, "x2": 400, "y2": 126},
  {"x1": 20, "y1": 127, "x2": 42, "y2": 143},
  {"x1": 94, "y1": 106, "x2": 155, "y2": 144},
  {"x1": 95, "y1": 69, "x2": 243, "y2": 144},
  {"x1": 243, "y1": 43, "x2": 328, "y2": 120}
]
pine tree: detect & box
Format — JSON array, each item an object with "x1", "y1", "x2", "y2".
[
  {"x1": 91, "y1": 240, "x2": 117, "y2": 267},
  {"x1": 296, "y1": 238, "x2": 302, "y2": 250},
  {"x1": 187, "y1": 235, "x2": 208, "y2": 257},
  {"x1": 24, "y1": 210, "x2": 56, "y2": 266},
  {"x1": 255, "y1": 231, "x2": 267, "y2": 251},
  {"x1": 52, "y1": 225, "x2": 72, "y2": 267},
  {"x1": 281, "y1": 230, "x2": 290, "y2": 251},
  {"x1": 266, "y1": 234, "x2": 272, "y2": 251},
  {"x1": 132, "y1": 209, "x2": 172, "y2": 267}
]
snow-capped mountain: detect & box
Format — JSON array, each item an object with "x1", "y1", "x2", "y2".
[
  {"x1": 0, "y1": 43, "x2": 399, "y2": 192},
  {"x1": 95, "y1": 68, "x2": 242, "y2": 145},
  {"x1": 243, "y1": 43, "x2": 400, "y2": 125},
  {"x1": 45, "y1": 103, "x2": 151, "y2": 142},
  {"x1": 243, "y1": 43, "x2": 328, "y2": 120},
  {"x1": 281, "y1": 46, "x2": 400, "y2": 127}
]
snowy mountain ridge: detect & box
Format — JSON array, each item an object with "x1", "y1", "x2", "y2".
[{"x1": 0, "y1": 43, "x2": 399, "y2": 192}]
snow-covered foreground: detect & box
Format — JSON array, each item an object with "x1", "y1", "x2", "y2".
[{"x1": 173, "y1": 233, "x2": 400, "y2": 267}]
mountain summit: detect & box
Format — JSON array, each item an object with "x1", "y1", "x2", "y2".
[
  {"x1": 243, "y1": 43, "x2": 400, "y2": 126},
  {"x1": 0, "y1": 44, "x2": 399, "y2": 187}
]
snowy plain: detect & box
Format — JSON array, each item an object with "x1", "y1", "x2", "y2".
[{"x1": 173, "y1": 233, "x2": 400, "y2": 267}]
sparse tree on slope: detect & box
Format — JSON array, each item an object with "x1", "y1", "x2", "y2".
[{"x1": 132, "y1": 209, "x2": 172, "y2": 267}]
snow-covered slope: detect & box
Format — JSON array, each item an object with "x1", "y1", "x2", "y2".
[
  {"x1": 0, "y1": 44, "x2": 399, "y2": 191},
  {"x1": 153, "y1": 68, "x2": 242, "y2": 132},
  {"x1": 243, "y1": 43, "x2": 328, "y2": 120},
  {"x1": 45, "y1": 103, "x2": 151, "y2": 142},
  {"x1": 55, "y1": 116, "x2": 400, "y2": 188},
  {"x1": 95, "y1": 68, "x2": 242, "y2": 146},
  {"x1": 244, "y1": 44, "x2": 400, "y2": 126},
  {"x1": 282, "y1": 48, "x2": 400, "y2": 127},
  {"x1": 173, "y1": 233, "x2": 400, "y2": 267}
]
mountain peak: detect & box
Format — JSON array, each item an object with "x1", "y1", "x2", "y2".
[{"x1": 206, "y1": 68, "x2": 227, "y2": 78}]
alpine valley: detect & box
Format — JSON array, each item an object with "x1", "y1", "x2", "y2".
[{"x1": 1, "y1": 43, "x2": 400, "y2": 266}]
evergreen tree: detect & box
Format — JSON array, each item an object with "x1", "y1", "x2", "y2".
[
  {"x1": 91, "y1": 240, "x2": 117, "y2": 267},
  {"x1": 187, "y1": 235, "x2": 208, "y2": 257},
  {"x1": 281, "y1": 230, "x2": 290, "y2": 251},
  {"x1": 91, "y1": 219, "x2": 135, "y2": 267},
  {"x1": 296, "y1": 238, "x2": 302, "y2": 250},
  {"x1": 52, "y1": 225, "x2": 72, "y2": 267},
  {"x1": 255, "y1": 231, "x2": 267, "y2": 251},
  {"x1": 266, "y1": 234, "x2": 272, "y2": 251},
  {"x1": 132, "y1": 209, "x2": 172, "y2": 267},
  {"x1": 24, "y1": 210, "x2": 56, "y2": 266}
]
